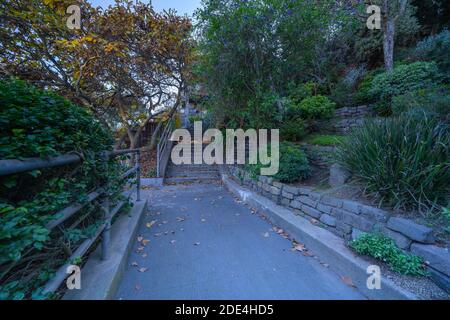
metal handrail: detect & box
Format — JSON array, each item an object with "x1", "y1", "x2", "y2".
[
  {"x1": 156, "y1": 118, "x2": 174, "y2": 178},
  {"x1": 0, "y1": 148, "x2": 142, "y2": 295}
]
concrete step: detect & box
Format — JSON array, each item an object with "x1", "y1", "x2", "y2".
[
  {"x1": 164, "y1": 176, "x2": 220, "y2": 184},
  {"x1": 167, "y1": 164, "x2": 219, "y2": 169},
  {"x1": 167, "y1": 168, "x2": 220, "y2": 175},
  {"x1": 166, "y1": 171, "x2": 220, "y2": 178}
]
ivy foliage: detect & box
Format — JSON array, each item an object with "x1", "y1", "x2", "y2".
[
  {"x1": 349, "y1": 233, "x2": 427, "y2": 276},
  {"x1": 0, "y1": 79, "x2": 126, "y2": 299}
]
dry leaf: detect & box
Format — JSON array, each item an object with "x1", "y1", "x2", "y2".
[
  {"x1": 154, "y1": 233, "x2": 162, "y2": 237},
  {"x1": 136, "y1": 246, "x2": 144, "y2": 253},
  {"x1": 292, "y1": 244, "x2": 306, "y2": 252},
  {"x1": 302, "y1": 250, "x2": 314, "y2": 257},
  {"x1": 142, "y1": 253, "x2": 148, "y2": 258},
  {"x1": 176, "y1": 216, "x2": 186, "y2": 222},
  {"x1": 341, "y1": 276, "x2": 356, "y2": 287},
  {"x1": 137, "y1": 236, "x2": 144, "y2": 242},
  {"x1": 170, "y1": 240, "x2": 176, "y2": 244},
  {"x1": 131, "y1": 261, "x2": 138, "y2": 267},
  {"x1": 141, "y1": 239, "x2": 150, "y2": 246},
  {"x1": 263, "y1": 232, "x2": 270, "y2": 238},
  {"x1": 146, "y1": 220, "x2": 157, "y2": 228},
  {"x1": 138, "y1": 267, "x2": 148, "y2": 273}
]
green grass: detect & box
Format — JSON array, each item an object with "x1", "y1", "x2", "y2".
[{"x1": 303, "y1": 134, "x2": 346, "y2": 146}]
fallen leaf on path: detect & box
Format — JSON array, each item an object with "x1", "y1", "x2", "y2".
[
  {"x1": 131, "y1": 262, "x2": 138, "y2": 267},
  {"x1": 137, "y1": 236, "x2": 144, "y2": 242},
  {"x1": 292, "y1": 244, "x2": 306, "y2": 252},
  {"x1": 136, "y1": 246, "x2": 144, "y2": 253},
  {"x1": 170, "y1": 240, "x2": 176, "y2": 244},
  {"x1": 142, "y1": 253, "x2": 148, "y2": 258},
  {"x1": 146, "y1": 220, "x2": 157, "y2": 228},
  {"x1": 176, "y1": 216, "x2": 186, "y2": 222},
  {"x1": 154, "y1": 233, "x2": 162, "y2": 237},
  {"x1": 341, "y1": 276, "x2": 356, "y2": 287},
  {"x1": 141, "y1": 239, "x2": 150, "y2": 246},
  {"x1": 194, "y1": 242, "x2": 200, "y2": 246},
  {"x1": 263, "y1": 232, "x2": 270, "y2": 238},
  {"x1": 138, "y1": 267, "x2": 148, "y2": 273}
]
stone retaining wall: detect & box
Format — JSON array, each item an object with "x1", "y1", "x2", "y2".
[
  {"x1": 228, "y1": 166, "x2": 450, "y2": 292},
  {"x1": 299, "y1": 144, "x2": 335, "y2": 169},
  {"x1": 334, "y1": 105, "x2": 374, "y2": 134}
]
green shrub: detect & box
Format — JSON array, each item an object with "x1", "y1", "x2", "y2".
[
  {"x1": 412, "y1": 29, "x2": 450, "y2": 80},
  {"x1": 391, "y1": 85, "x2": 450, "y2": 119},
  {"x1": 246, "y1": 142, "x2": 311, "y2": 183},
  {"x1": 349, "y1": 233, "x2": 427, "y2": 276},
  {"x1": 288, "y1": 81, "x2": 318, "y2": 102},
  {"x1": 355, "y1": 73, "x2": 376, "y2": 104},
  {"x1": 280, "y1": 118, "x2": 308, "y2": 142},
  {"x1": 0, "y1": 79, "x2": 124, "y2": 299},
  {"x1": 336, "y1": 113, "x2": 449, "y2": 211},
  {"x1": 296, "y1": 95, "x2": 336, "y2": 120},
  {"x1": 304, "y1": 134, "x2": 346, "y2": 146},
  {"x1": 369, "y1": 62, "x2": 441, "y2": 114},
  {"x1": 329, "y1": 81, "x2": 357, "y2": 108}
]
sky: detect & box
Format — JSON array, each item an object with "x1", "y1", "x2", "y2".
[{"x1": 89, "y1": 0, "x2": 202, "y2": 17}]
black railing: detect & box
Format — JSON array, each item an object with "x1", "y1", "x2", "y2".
[{"x1": 0, "y1": 148, "x2": 141, "y2": 295}]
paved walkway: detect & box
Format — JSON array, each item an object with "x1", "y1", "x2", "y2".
[{"x1": 115, "y1": 182, "x2": 365, "y2": 300}]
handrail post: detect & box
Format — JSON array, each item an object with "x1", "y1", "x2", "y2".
[
  {"x1": 136, "y1": 149, "x2": 141, "y2": 201},
  {"x1": 101, "y1": 198, "x2": 111, "y2": 261},
  {"x1": 100, "y1": 152, "x2": 111, "y2": 260},
  {"x1": 156, "y1": 143, "x2": 161, "y2": 178}
]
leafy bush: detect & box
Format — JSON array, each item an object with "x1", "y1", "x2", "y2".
[
  {"x1": 0, "y1": 79, "x2": 124, "y2": 299},
  {"x1": 391, "y1": 85, "x2": 450, "y2": 119},
  {"x1": 246, "y1": 142, "x2": 311, "y2": 183},
  {"x1": 288, "y1": 81, "x2": 318, "y2": 102},
  {"x1": 329, "y1": 81, "x2": 357, "y2": 108},
  {"x1": 369, "y1": 62, "x2": 441, "y2": 114},
  {"x1": 296, "y1": 95, "x2": 336, "y2": 120},
  {"x1": 304, "y1": 134, "x2": 346, "y2": 146},
  {"x1": 412, "y1": 29, "x2": 450, "y2": 80},
  {"x1": 349, "y1": 233, "x2": 427, "y2": 276},
  {"x1": 355, "y1": 72, "x2": 376, "y2": 104},
  {"x1": 280, "y1": 118, "x2": 308, "y2": 142},
  {"x1": 336, "y1": 113, "x2": 449, "y2": 211}
]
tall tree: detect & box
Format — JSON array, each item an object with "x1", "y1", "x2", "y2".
[{"x1": 0, "y1": 0, "x2": 193, "y2": 149}]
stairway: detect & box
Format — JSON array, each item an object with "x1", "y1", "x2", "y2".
[{"x1": 164, "y1": 136, "x2": 221, "y2": 184}]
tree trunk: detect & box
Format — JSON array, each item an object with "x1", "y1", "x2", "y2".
[
  {"x1": 114, "y1": 131, "x2": 128, "y2": 150},
  {"x1": 383, "y1": 18, "x2": 395, "y2": 71}
]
